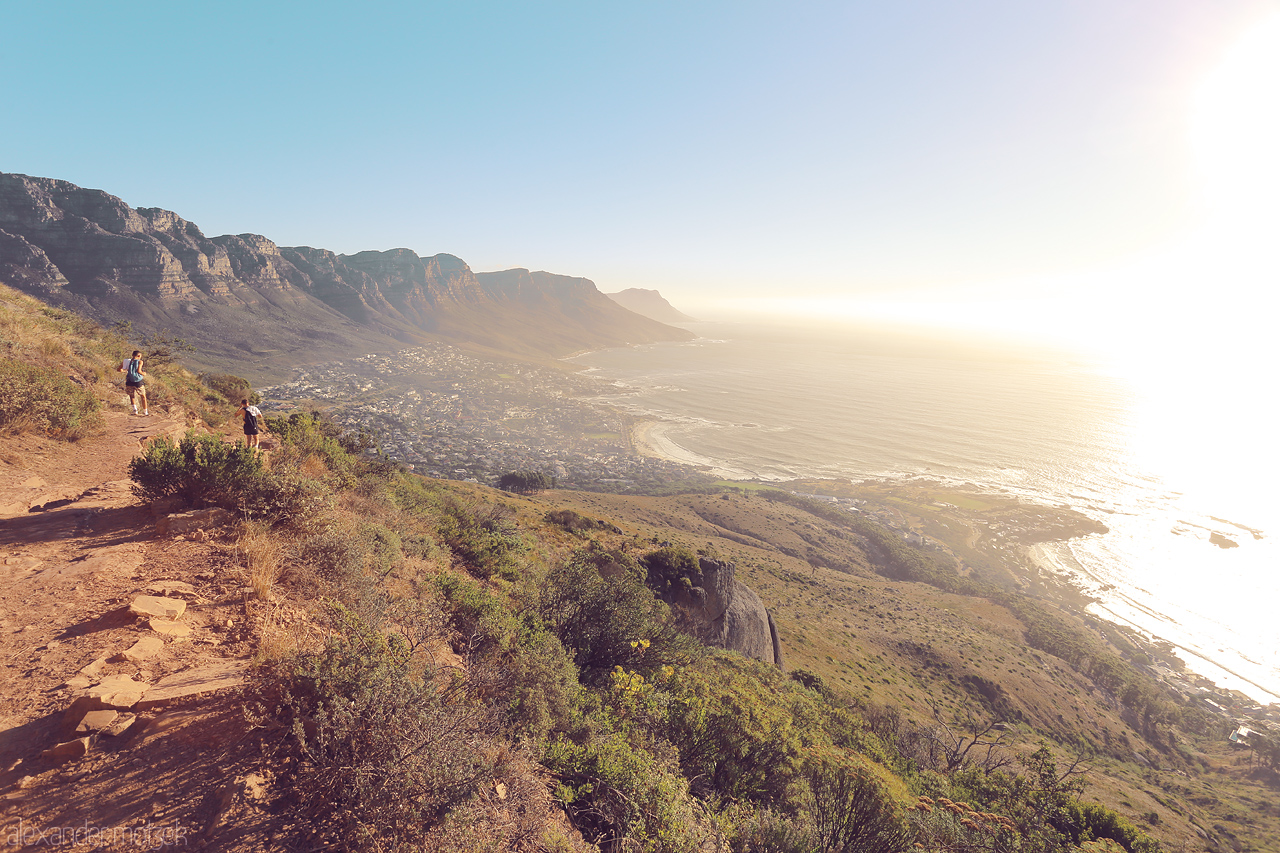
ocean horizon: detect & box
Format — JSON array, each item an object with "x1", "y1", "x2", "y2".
[{"x1": 570, "y1": 319, "x2": 1280, "y2": 704}]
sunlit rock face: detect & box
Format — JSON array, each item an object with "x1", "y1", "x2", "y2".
[{"x1": 660, "y1": 557, "x2": 784, "y2": 667}]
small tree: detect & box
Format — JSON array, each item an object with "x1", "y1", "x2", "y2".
[
  {"x1": 140, "y1": 329, "x2": 195, "y2": 369},
  {"x1": 497, "y1": 470, "x2": 557, "y2": 494}
]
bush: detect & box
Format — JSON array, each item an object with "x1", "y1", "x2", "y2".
[
  {"x1": 128, "y1": 430, "x2": 331, "y2": 526},
  {"x1": 804, "y1": 754, "x2": 912, "y2": 853},
  {"x1": 723, "y1": 807, "x2": 816, "y2": 853},
  {"x1": 0, "y1": 361, "x2": 103, "y2": 439},
  {"x1": 250, "y1": 605, "x2": 496, "y2": 851},
  {"x1": 539, "y1": 547, "x2": 698, "y2": 687},
  {"x1": 199, "y1": 372, "x2": 260, "y2": 405},
  {"x1": 544, "y1": 730, "x2": 702, "y2": 852},
  {"x1": 434, "y1": 572, "x2": 583, "y2": 741},
  {"x1": 643, "y1": 546, "x2": 702, "y2": 599},
  {"x1": 434, "y1": 495, "x2": 527, "y2": 581}
]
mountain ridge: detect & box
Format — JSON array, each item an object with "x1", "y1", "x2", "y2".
[
  {"x1": 605, "y1": 287, "x2": 696, "y2": 323},
  {"x1": 0, "y1": 172, "x2": 692, "y2": 379}
]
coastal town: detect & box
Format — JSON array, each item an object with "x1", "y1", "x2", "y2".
[{"x1": 258, "y1": 344, "x2": 707, "y2": 491}]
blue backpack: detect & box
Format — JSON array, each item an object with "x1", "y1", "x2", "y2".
[{"x1": 126, "y1": 359, "x2": 144, "y2": 385}]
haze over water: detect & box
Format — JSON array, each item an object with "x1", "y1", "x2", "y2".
[{"x1": 571, "y1": 320, "x2": 1280, "y2": 704}]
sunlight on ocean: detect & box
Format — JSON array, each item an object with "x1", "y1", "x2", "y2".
[{"x1": 571, "y1": 320, "x2": 1280, "y2": 703}]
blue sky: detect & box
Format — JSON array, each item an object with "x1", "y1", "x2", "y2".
[{"x1": 3, "y1": 0, "x2": 1276, "y2": 314}]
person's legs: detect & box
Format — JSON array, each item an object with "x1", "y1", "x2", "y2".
[
  {"x1": 127, "y1": 386, "x2": 138, "y2": 414},
  {"x1": 138, "y1": 386, "x2": 148, "y2": 416}
]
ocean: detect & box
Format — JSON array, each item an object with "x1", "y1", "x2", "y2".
[{"x1": 569, "y1": 320, "x2": 1280, "y2": 704}]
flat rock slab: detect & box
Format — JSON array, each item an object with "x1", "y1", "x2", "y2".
[
  {"x1": 156, "y1": 508, "x2": 232, "y2": 536},
  {"x1": 148, "y1": 618, "x2": 192, "y2": 638},
  {"x1": 102, "y1": 712, "x2": 137, "y2": 737},
  {"x1": 71, "y1": 709, "x2": 119, "y2": 735},
  {"x1": 73, "y1": 545, "x2": 145, "y2": 577},
  {"x1": 120, "y1": 635, "x2": 165, "y2": 662},
  {"x1": 129, "y1": 595, "x2": 187, "y2": 620},
  {"x1": 41, "y1": 737, "x2": 89, "y2": 764},
  {"x1": 73, "y1": 674, "x2": 150, "y2": 712},
  {"x1": 135, "y1": 661, "x2": 247, "y2": 711},
  {"x1": 146, "y1": 580, "x2": 197, "y2": 598}
]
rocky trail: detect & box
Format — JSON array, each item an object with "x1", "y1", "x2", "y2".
[{"x1": 0, "y1": 412, "x2": 277, "y2": 849}]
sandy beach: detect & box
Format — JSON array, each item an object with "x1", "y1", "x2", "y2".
[{"x1": 629, "y1": 419, "x2": 737, "y2": 473}]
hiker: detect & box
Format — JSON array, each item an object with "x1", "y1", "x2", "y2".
[
  {"x1": 117, "y1": 350, "x2": 148, "y2": 416},
  {"x1": 239, "y1": 399, "x2": 264, "y2": 448}
]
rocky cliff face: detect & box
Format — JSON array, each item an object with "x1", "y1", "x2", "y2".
[
  {"x1": 656, "y1": 557, "x2": 784, "y2": 667},
  {"x1": 0, "y1": 172, "x2": 693, "y2": 376}
]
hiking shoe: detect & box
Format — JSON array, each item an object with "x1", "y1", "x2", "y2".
[{"x1": 141, "y1": 411, "x2": 150, "y2": 416}]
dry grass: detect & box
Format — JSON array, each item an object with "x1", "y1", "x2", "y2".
[
  {"x1": 252, "y1": 602, "x2": 316, "y2": 663},
  {"x1": 240, "y1": 520, "x2": 284, "y2": 602},
  {"x1": 297, "y1": 453, "x2": 329, "y2": 479}
]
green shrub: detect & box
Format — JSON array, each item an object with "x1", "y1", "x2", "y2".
[
  {"x1": 543, "y1": 508, "x2": 616, "y2": 534},
  {"x1": 0, "y1": 361, "x2": 103, "y2": 439},
  {"x1": 199, "y1": 372, "x2": 260, "y2": 405},
  {"x1": 722, "y1": 807, "x2": 816, "y2": 853},
  {"x1": 663, "y1": 659, "x2": 805, "y2": 804},
  {"x1": 128, "y1": 430, "x2": 331, "y2": 526},
  {"x1": 434, "y1": 572, "x2": 583, "y2": 741},
  {"x1": 250, "y1": 604, "x2": 495, "y2": 851},
  {"x1": 434, "y1": 495, "x2": 527, "y2": 581},
  {"x1": 804, "y1": 754, "x2": 912, "y2": 853},
  {"x1": 544, "y1": 730, "x2": 701, "y2": 852},
  {"x1": 539, "y1": 547, "x2": 697, "y2": 687},
  {"x1": 643, "y1": 546, "x2": 702, "y2": 598}
]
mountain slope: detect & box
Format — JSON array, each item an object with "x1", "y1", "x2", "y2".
[
  {"x1": 0, "y1": 173, "x2": 693, "y2": 378},
  {"x1": 605, "y1": 287, "x2": 696, "y2": 323}
]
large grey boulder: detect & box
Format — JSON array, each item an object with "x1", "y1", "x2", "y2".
[{"x1": 654, "y1": 557, "x2": 783, "y2": 667}]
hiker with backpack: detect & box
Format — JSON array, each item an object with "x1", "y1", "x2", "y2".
[
  {"x1": 118, "y1": 350, "x2": 148, "y2": 416},
  {"x1": 239, "y1": 398, "x2": 264, "y2": 449}
]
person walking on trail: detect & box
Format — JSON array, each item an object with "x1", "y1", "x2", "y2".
[
  {"x1": 239, "y1": 399, "x2": 264, "y2": 449},
  {"x1": 118, "y1": 350, "x2": 148, "y2": 416}
]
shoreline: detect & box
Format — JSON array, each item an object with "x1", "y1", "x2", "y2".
[{"x1": 626, "y1": 417, "x2": 1280, "y2": 703}]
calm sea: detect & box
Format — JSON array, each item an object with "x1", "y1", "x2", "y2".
[{"x1": 570, "y1": 320, "x2": 1280, "y2": 703}]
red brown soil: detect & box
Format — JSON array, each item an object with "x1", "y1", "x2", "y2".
[{"x1": 0, "y1": 413, "x2": 278, "y2": 849}]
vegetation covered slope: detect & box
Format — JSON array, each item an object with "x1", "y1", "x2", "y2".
[{"x1": 4, "y1": 290, "x2": 1277, "y2": 852}]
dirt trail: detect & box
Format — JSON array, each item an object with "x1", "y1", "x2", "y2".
[{"x1": 0, "y1": 413, "x2": 273, "y2": 849}]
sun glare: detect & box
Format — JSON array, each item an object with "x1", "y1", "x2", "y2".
[{"x1": 1191, "y1": 13, "x2": 1280, "y2": 234}]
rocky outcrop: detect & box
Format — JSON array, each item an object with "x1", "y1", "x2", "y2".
[
  {"x1": 655, "y1": 557, "x2": 783, "y2": 667},
  {"x1": 0, "y1": 172, "x2": 694, "y2": 374}
]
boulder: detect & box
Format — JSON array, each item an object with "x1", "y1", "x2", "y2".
[{"x1": 655, "y1": 557, "x2": 783, "y2": 667}]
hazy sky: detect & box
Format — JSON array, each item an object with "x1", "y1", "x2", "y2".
[{"x1": 4, "y1": 0, "x2": 1277, "y2": 322}]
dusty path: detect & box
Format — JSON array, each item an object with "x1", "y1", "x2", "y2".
[{"x1": 0, "y1": 413, "x2": 273, "y2": 849}]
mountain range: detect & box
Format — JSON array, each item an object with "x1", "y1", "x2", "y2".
[{"x1": 0, "y1": 173, "x2": 692, "y2": 378}]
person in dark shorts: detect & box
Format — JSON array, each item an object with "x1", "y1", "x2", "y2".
[
  {"x1": 117, "y1": 350, "x2": 148, "y2": 415},
  {"x1": 239, "y1": 399, "x2": 264, "y2": 448}
]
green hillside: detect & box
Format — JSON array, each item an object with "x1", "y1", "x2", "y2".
[{"x1": 2, "y1": 289, "x2": 1277, "y2": 853}]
